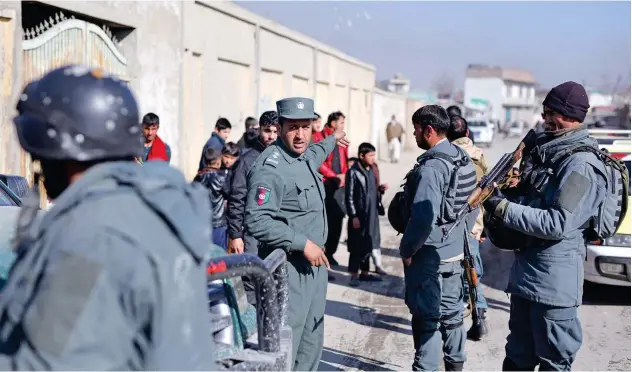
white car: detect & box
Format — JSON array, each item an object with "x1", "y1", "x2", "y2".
[
  {"x1": 508, "y1": 121, "x2": 524, "y2": 138},
  {"x1": 583, "y1": 152, "x2": 631, "y2": 287},
  {"x1": 467, "y1": 118, "x2": 495, "y2": 147}
]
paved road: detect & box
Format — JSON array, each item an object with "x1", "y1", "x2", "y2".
[{"x1": 320, "y1": 135, "x2": 631, "y2": 371}]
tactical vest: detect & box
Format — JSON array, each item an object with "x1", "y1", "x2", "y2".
[
  {"x1": 388, "y1": 146, "x2": 476, "y2": 234},
  {"x1": 522, "y1": 144, "x2": 629, "y2": 241}
]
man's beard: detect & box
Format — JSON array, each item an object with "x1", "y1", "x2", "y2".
[
  {"x1": 416, "y1": 137, "x2": 429, "y2": 150},
  {"x1": 40, "y1": 159, "x2": 70, "y2": 200}
]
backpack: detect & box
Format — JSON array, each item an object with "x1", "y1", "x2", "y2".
[
  {"x1": 552, "y1": 145, "x2": 629, "y2": 239},
  {"x1": 388, "y1": 147, "x2": 474, "y2": 234}
]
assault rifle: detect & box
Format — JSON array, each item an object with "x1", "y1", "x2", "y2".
[
  {"x1": 462, "y1": 226, "x2": 482, "y2": 330},
  {"x1": 442, "y1": 129, "x2": 538, "y2": 238}
]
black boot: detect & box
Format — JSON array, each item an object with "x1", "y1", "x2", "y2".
[
  {"x1": 502, "y1": 356, "x2": 535, "y2": 371},
  {"x1": 444, "y1": 361, "x2": 464, "y2": 371},
  {"x1": 467, "y1": 309, "x2": 489, "y2": 341}
]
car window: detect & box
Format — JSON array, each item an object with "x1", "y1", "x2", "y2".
[{"x1": 469, "y1": 121, "x2": 486, "y2": 127}]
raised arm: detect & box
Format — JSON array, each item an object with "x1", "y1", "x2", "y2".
[{"x1": 305, "y1": 134, "x2": 337, "y2": 168}]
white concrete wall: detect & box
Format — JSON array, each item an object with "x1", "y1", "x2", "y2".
[
  {"x1": 181, "y1": 1, "x2": 375, "y2": 175},
  {"x1": 0, "y1": 1, "x2": 375, "y2": 181},
  {"x1": 464, "y1": 77, "x2": 505, "y2": 122},
  {"x1": 0, "y1": 0, "x2": 183, "y2": 176},
  {"x1": 371, "y1": 88, "x2": 407, "y2": 161},
  {"x1": 42, "y1": 1, "x2": 184, "y2": 162}
]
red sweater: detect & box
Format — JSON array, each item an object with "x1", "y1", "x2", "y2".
[{"x1": 311, "y1": 126, "x2": 348, "y2": 180}]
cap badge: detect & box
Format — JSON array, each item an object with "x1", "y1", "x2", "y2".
[{"x1": 297, "y1": 101, "x2": 304, "y2": 110}]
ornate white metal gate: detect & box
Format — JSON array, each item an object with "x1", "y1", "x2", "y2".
[{"x1": 21, "y1": 12, "x2": 129, "y2": 205}]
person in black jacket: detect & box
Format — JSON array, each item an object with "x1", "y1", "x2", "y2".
[
  {"x1": 194, "y1": 147, "x2": 230, "y2": 251},
  {"x1": 236, "y1": 117, "x2": 259, "y2": 149},
  {"x1": 345, "y1": 142, "x2": 386, "y2": 287},
  {"x1": 226, "y1": 110, "x2": 279, "y2": 255}
]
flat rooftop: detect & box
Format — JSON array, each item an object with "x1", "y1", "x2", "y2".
[{"x1": 466, "y1": 64, "x2": 536, "y2": 84}]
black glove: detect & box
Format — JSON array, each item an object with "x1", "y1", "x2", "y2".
[{"x1": 483, "y1": 187, "x2": 507, "y2": 217}]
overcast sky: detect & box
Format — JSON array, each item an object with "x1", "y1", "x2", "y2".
[{"x1": 237, "y1": 1, "x2": 631, "y2": 92}]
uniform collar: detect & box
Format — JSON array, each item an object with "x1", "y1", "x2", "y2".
[
  {"x1": 426, "y1": 137, "x2": 449, "y2": 154},
  {"x1": 275, "y1": 138, "x2": 304, "y2": 164},
  {"x1": 416, "y1": 137, "x2": 451, "y2": 162}
]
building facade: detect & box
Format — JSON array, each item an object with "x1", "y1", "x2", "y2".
[
  {"x1": 377, "y1": 73, "x2": 411, "y2": 95},
  {"x1": 464, "y1": 64, "x2": 537, "y2": 125},
  {"x1": 0, "y1": 0, "x2": 376, "y2": 182}
]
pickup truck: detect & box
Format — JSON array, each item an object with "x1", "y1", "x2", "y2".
[{"x1": 0, "y1": 174, "x2": 292, "y2": 370}]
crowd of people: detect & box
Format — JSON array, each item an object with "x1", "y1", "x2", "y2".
[{"x1": 0, "y1": 64, "x2": 625, "y2": 372}]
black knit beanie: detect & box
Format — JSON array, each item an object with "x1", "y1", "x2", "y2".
[{"x1": 542, "y1": 81, "x2": 590, "y2": 123}]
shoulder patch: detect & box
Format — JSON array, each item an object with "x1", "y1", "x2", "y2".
[
  {"x1": 263, "y1": 151, "x2": 281, "y2": 168},
  {"x1": 556, "y1": 171, "x2": 590, "y2": 213},
  {"x1": 255, "y1": 185, "x2": 272, "y2": 205}
]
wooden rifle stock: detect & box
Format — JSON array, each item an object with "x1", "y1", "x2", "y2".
[{"x1": 442, "y1": 130, "x2": 536, "y2": 239}]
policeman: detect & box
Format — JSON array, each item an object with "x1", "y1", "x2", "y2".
[
  {"x1": 399, "y1": 105, "x2": 476, "y2": 371},
  {"x1": 0, "y1": 65, "x2": 217, "y2": 370},
  {"x1": 447, "y1": 115, "x2": 490, "y2": 340},
  {"x1": 483, "y1": 81, "x2": 605, "y2": 371},
  {"x1": 244, "y1": 97, "x2": 348, "y2": 371}
]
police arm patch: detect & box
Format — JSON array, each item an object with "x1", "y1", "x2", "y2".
[
  {"x1": 256, "y1": 185, "x2": 272, "y2": 205},
  {"x1": 556, "y1": 171, "x2": 590, "y2": 213}
]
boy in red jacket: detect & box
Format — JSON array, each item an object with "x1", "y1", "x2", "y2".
[{"x1": 312, "y1": 111, "x2": 348, "y2": 266}]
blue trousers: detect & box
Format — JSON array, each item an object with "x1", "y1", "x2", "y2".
[
  {"x1": 462, "y1": 237, "x2": 488, "y2": 309},
  {"x1": 407, "y1": 261, "x2": 466, "y2": 371},
  {"x1": 212, "y1": 225, "x2": 228, "y2": 251},
  {"x1": 504, "y1": 295, "x2": 582, "y2": 371}
]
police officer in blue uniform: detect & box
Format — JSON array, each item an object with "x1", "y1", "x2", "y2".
[
  {"x1": 0, "y1": 65, "x2": 217, "y2": 370},
  {"x1": 483, "y1": 82, "x2": 606, "y2": 371},
  {"x1": 399, "y1": 105, "x2": 477, "y2": 371}
]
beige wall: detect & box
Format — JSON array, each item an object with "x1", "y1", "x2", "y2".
[
  {"x1": 0, "y1": 0, "x2": 375, "y2": 181},
  {"x1": 181, "y1": 1, "x2": 375, "y2": 172},
  {"x1": 0, "y1": 0, "x2": 183, "y2": 176},
  {"x1": 0, "y1": 3, "x2": 21, "y2": 176},
  {"x1": 372, "y1": 88, "x2": 408, "y2": 161}
]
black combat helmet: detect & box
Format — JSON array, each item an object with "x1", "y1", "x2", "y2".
[{"x1": 13, "y1": 64, "x2": 143, "y2": 162}]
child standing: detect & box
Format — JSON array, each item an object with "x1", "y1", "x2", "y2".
[
  {"x1": 194, "y1": 147, "x2": 230, "y2": 251},
  {"x1": 345, "y1": 143, "x2": 387, "y2": 287}
]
